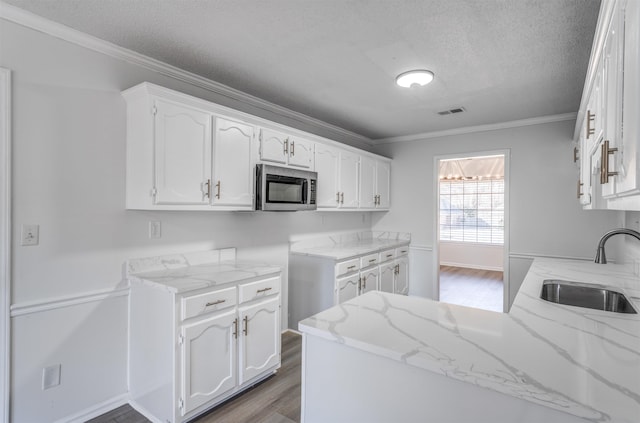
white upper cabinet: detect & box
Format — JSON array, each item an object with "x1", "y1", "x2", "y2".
[
  {"x1": 288, "y1": 136, "x2": 314, "y2": 169},
  {"x1": 259, "y1": 128, "x2": 313, "y2": 169},
  {"x1": 359, "y1": 156, "x2": 377, "y2": 209},
  {"x1": 575, "y1": 0, "x2": 640, "y2": 210},
  {"x1": 376, "y1": 160, "x2": 391, "y2": 209},
  {"x1": 338, "y1": 150, "x2": 360, "y2": 209},
  {"x1": 123, "y1": 82, "x2": 393, "y2": 212},
  {"x1": 212, "y1": 117, "x2": 255, "y2": 207},
  {"x1": 610, "y1": 0, "x2": 640, "y2": 203},
  {"x1": 153, "y1": 99, "x2": 212, "y2": 206},
  {"x1": 315, "y1": 143, "x2": 341, "y2": 208},
  {"x1": 359, "y1": 157, "x2": 391, "y2": 210}
]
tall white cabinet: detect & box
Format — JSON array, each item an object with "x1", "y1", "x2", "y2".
[{"x1": 127, "y1": 250, "x2": 281, "y2": 423}]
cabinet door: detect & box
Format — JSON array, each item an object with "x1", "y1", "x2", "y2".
[
  {"x1": 213, "y1": 117, "x2": 255, "y2": 207},
  {"x1": 259, "y1": 128, "x2": 288, "y2": 165},
  {"x1": 315, "y1": 144, "x2": 340, "y2": 208},
  {"x1": 394, "y1": 257, "x2": 409, "y2": 295},
  {"x1": 336, "y1": 274, "x2": 359, "y2": 304},
  {"x1": 181, "y1": 310, "x2": 237, "y2": 415},
  {"x1": 154, "y1": 99, "x2": 212, "y2": 205},
  {"x1": 360, "y1": 268, "x2": 378, "y2": 294},
  {"x1": 379, "y1": 263, "x2": 395, "y2": 293},
  {"x1": 238, "y1": 296, "x2": 280, "y2": 384},
  {"x1": 288, "y1": 137, "x2": 314, "y2": 169},
  {"x1": 376, "y1": 160, "x2": 391, "y2": 209},
  {"x1": 359, "y1": 156, "x2": 377, "y2": 209},
  {"x1": 615, "y1": 0, "x2": 640, "y2": 198},
  {"x1": 601, "y1": 3, "x2": 623, "y2": 199},
  {"x1": 339, "y1": 151, "x2": 360, "y2": 208}
]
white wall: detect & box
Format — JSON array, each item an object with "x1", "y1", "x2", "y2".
[
  {"x1": 372, "y1": 120, "x2": 623, "y2": 306},
  {"x1": 0, "y1": 19, "x2": 374, "y2": 422},
  {"x1": 439, "y1": 242, "x2": 503, "y2": 271}
]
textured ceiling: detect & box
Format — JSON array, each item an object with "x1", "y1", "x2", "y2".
[{"x1": 2, "y1": 0, "x2": 601, "y2": 140}]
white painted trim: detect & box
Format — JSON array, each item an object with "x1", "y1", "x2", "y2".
[
  {"x1": 439, "y1": 261, "x2": 503, "y2": 272},
  {"x1": 509, "y1": 252, "x2": 594, "y2": 262},
  {"x1": 54, "y1": 393, "x2": 128, "y2": 423},
  {"x1": 10, "y1": 287, "x2": 129, "y2": 317},
  {"x1": 0, "y1": 67, "x2": 10, "y2": 423},
  {"x1": 0, "y1": 2, "x2": 372, "y2": 147},
  {"x1": 282, "y1": 328, "x2": 302, "y2": 336},
  {"x1": 409, "y1": 245, "x2": 433, "y2": 252},
  {"x1": 433, "y1": 150, "x2": 511, "y2": 312},
  {"x1": 374, "y1": 113, "x2": 577, "y2": 144},
  {"x1": 128, "y1": 400, "x2": 163, "y2": 423}
]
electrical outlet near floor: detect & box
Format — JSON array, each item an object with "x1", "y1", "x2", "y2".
[
  {"x1": 42, "y1": 364, "x2": 61, "y2": 390},
  {"x1": 21, "y1": 224, "x2": 39, "y2": 246}
]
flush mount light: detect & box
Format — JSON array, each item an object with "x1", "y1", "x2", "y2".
[{"x1": 395, "y1": 70, "x2": 434, "y2": 88}]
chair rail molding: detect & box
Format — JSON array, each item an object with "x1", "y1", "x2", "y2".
[{"x1": 0, "y1": 66, "x2": 12, "y2": 423}]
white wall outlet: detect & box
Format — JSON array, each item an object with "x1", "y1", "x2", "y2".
[
  {"x1": 149, "y1": 221, "x2": 161, "y2": 239},
  {"x1": 42, "y1": 364, "x2": 61, "y2": 390},
  {"x1": 21, "y1": 224, "x2": 39, "y2": 246}
]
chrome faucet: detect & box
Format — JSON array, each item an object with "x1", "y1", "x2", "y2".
[{"x1": 594, "y1": 228, "x2": 640, "y2": 264}]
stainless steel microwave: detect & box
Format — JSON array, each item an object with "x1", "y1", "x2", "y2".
[{"x1": 255, "y1": 164, "x2": 317, "y2": 211}]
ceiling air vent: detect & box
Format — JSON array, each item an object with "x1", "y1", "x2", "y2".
[{"x1": 437, "y1": 107, "x2": 466, "y2": 116}]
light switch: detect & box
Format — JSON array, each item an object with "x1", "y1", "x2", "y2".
[{"x1": 21, "y1": 224, "x2": 39, "y2": 246}]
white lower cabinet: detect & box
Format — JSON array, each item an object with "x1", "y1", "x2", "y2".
[
  {"x1": 238, "y1": 296, "x2": 281, "y2": 383},
  {"x1": 289, "y1": 243, "x2": 410, "y2": 326},
  {"x1": 129, "y1": 273, "x2": 281, "y2": 423},
  {"x1": 181, "y1": 310, "x2": 237, "y2": 415}
]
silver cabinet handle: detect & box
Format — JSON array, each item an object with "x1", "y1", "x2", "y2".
[
  {"x1": 243, "y1": 316, "x2": 248, "y2": 336},
  {"x1": 340, "y1": 192, "x2": 344, "y2": 204},
  {"x1": 215, "y1": 180, "x2": 221, "y2": 199},
  {"x1": 204, "y1": 179, "x2": 212, "y2": 198},
  {"x1": 233, "y1": 318, "x2": 238, "y2": 339},
  {"x1": 205, "y1": 299, "x2": 225, "y2": 307},
  {"x1": 257, "y1": 287, "x2": 272, "y2": 294},
  {"x1": 347, "y1": 265, "x2": 356, "y2": 270},
  {"x1": 284, "y1": 138, "x2": 289, "y2": 155},
  {"x1": 336, "y1": 192, "x2": 340, "y2": 203},
  {"x1": 291, "y1": 140, "x2": 295, "y2": 156},
  {"x1": 369, "y1": 259, "x2": 376, "y2": 263}
]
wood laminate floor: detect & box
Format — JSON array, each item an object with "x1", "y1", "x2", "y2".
[
  {"x1": 439, "y1": 265, "x2": 504, "y2": 312},
  {"x1": 88, "y1": 331, "x2": 302, "y2": 423}
]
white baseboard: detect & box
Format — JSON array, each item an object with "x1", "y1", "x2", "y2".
[
  {"x1": 129, "y1": 400, "x2": 164, "y2": 423},
  {"x1": 440, "y1": 261, "x2": 503, "y2": 272},
  {"x1": 54, "y1": 393, "x2": 128, "y2": 423}
]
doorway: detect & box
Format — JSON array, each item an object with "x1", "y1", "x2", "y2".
[{"x1": 434, "y1": 152, "x2": 509, "y2": 313}]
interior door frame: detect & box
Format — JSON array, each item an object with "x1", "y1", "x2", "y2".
[
  {"x1": 0, "y1": 67, "x2": 11, "y2": 423},
  {"x1": 432, "y1": 149, "x2": 511, "y2": 312}
]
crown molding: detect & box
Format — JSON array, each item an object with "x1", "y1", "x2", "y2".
[
  {"x1": 0, "y1": 2, "x2": 373, "y2": 146},
  {"x1": 372, "y1": 112, "x2": 578, "y2": 145}
]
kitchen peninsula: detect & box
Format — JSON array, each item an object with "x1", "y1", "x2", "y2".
[{"x1": 299, "y1": 259, "x2": 640, "y2": 423}]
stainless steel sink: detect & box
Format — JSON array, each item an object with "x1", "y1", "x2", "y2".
[{"x1": 540, "y1": 280, "x2": 637, "y2": 314}]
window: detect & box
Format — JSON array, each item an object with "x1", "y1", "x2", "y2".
[{"x1": 439, "y1": 179, "x2": 504, "y2": 244}]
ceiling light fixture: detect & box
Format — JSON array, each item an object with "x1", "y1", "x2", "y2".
[{"x1": 395, "y1": 70, "x2": 434, "y2": 88}]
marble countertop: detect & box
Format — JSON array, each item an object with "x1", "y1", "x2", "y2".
[
  {"x1": 299, "y1": 258, "x2": 640, "y2": 422},
  {"x1": 129, "y1": 261, "x2": 282, "y2": 294},
  {"x1": 290, "y1": 239, "x2": 410, "y2": 260}
]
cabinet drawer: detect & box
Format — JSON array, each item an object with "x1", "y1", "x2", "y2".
[
  {"x1": 395, "y1": 246, "x2": 409, "y2": 257},
  {"x1": 379, "y1": 249, "x2": 396, "y2": 263},
  {"x1": 360, "y1": 253, "x2": 379, "y2": 268},
  {"x1": 181, "y1": 287, "x2": 236, "y2": 321},
  {"x1": 239, "y1": 276, "x2": 281, "y2": 304},
  {"x1": 336, "y1": 258, "x2": 360, "y2": 277}
]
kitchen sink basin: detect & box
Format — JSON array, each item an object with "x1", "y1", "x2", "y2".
[{"x1": 540, "y1": 280, "x2": 637, "y2": 314}]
